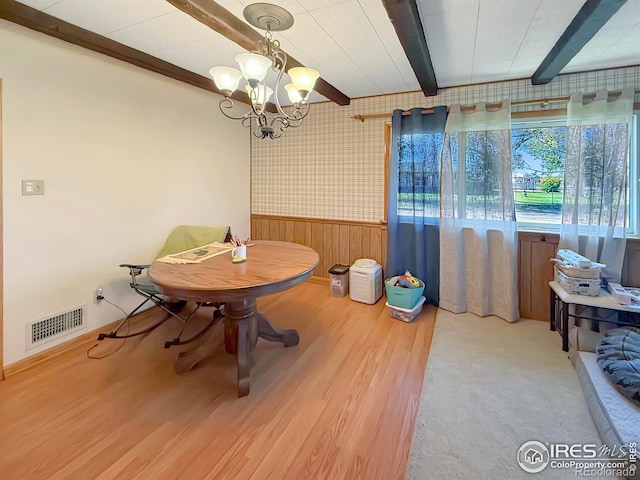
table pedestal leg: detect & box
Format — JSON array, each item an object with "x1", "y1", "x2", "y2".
[
  {"x1": 236, "y1": 317, "x2": 250, "y2": 396},
  {"x1": 175, "y1": 298, "x2": 300, "y2": 397},
  {"x1": 224, "y1": 301, "x2": 300, "y2": 396},
  {"x1": 257, "y1": 313, "x2": 300, "y2": 347},
  {"x1": 223, "y1": 300, "x2": 259, "y2": 397},
  {"x1": 224, "y1": 300, "x2": 259, "y2": 355}
]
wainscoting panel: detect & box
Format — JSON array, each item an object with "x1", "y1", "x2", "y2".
[
  {"x1": 252, "y1": 217, "x2": 640, "y2": 321},
  {"x1": 251, "y1": 215, "x2": 387, "y2": 278},
  {"x1": 518, "y1": 233, "x2": 559, "y2": 321},
  {"x1": 621, "y1": 238, "x2": 640, "y2": 288}
]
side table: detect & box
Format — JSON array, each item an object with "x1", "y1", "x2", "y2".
[{"x1": 549, "y1": 281, "x2": 640, "y2": 351}]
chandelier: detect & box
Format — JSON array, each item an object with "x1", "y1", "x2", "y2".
[{"x1": 209, "y1": 3, "x2": 320, "y2": 140}]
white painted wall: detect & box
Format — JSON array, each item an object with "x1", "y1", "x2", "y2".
[{"x1": 0, "y1": 25, "x2": 250, "y2": 365}]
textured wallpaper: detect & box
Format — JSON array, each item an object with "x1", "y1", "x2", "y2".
[{"x1": 251, "y1": 66, "x2": 640, "y2": 223}]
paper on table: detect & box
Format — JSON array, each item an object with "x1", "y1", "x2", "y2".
[{"x1": 156, "y1": 242, "x2": 233, "y2": 264}]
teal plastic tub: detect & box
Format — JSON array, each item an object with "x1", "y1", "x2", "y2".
[{"x1": 385, "y1": 276, "x2": 425, "y2": 309}]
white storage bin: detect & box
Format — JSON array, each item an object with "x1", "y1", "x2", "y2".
[
  {"x1": 386, "y1": 296, "x2": 426, "y2": 322},
  {"x1": 349, "y1": 259, "x2": 383, "y2": 304},
  {"x1": 554, "y1": 266, "x2": 601, "y2": 296}
]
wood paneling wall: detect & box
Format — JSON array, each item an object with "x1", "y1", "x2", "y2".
[
  {"x1": 0, "y1": 81, "x2": 3, "y2": 380},
  {"x1": 518, "y1": 232, "x2": 559, "y2": 321},
  {"x1": 250, "y1": 215, "x2": 387, "y2": 278},
  {"x1": 252, "y1": 215, "x2": 640, "y2": 321},
  {"x1": 622, "y1": 239, "x2": 640, "y2": 287}
]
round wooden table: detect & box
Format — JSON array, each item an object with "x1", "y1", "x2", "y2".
[{"x1": 148, "y1": 240, "x2": 319, "y2": 397}]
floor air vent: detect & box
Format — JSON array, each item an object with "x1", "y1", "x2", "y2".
[{"x1": 26, "y1": 305, "x2": 87, "y2": 349}]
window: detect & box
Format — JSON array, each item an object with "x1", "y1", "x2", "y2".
[
  {"x1": 511, "y1": 120, "x2": 566, "y2": 226},
  {"x1": 396, "y1": 131, "x2": 443, "y2": 219},
  {"x1": 390, "y1": 112, "x2": 640, "y2": 234},
  {"x1": 513, "y1": 114, "x2": 638, "y2": 233}
]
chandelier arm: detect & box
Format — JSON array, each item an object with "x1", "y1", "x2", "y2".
[
  {"x1": 284, "y1": 104, "x2": 311, "y2": 127},
  {"x1": 269, "y1": 115, "x2": 289, "y2": 132},
  {"x1": 271, "y1": 50, "x2": 289, "y2": 118},
  {"x1": 256, "y1": 112, "x2": 269, "y2": 127},
  {"x1": 269, "y1": 49, "x2": 315, "y2": 125},
  {"x1": 242, "y1": 117, "x2": 256, "y2": 129},
  {"x1": 218, "y1": 98, "x2": 253, "y2": 121},
  {"x1": 252, "y1": 129, "x2": 266, "y2": 139},
  {"x1": 271, "y1": 115, "x2": 299, "y2": 133},
  {"x1": 247, "y1": 87, "x2": 264, "y2": 117}
]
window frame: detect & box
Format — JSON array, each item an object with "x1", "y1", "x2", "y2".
[
  {"x1": 511, "y1": 116, "x2": 568, "y2": 233},
  {"x1": 629, "y1": 112, "x2": 639, "y2": 236},
  {"x1": 386, "y1": 111, "x2": 640, "y2": 236},
  {"x1": 513, "y1": 113, "x2": 639, "y2": 236}
]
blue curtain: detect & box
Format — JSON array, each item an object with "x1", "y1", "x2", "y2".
[{"x1": 387, "y1": 106, "x2": 448, "y2": 305}]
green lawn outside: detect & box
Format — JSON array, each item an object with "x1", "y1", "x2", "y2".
[
  {"x1": 397, "y1": 191, "x2": 564, "y2": 208},
  {"x1": 514, "y1": 191, "x2": 562, "y2": 205}
]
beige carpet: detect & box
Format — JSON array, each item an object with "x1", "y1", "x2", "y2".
[{"x1": 406, "y1": 309, "x2": 614, "y2": 480}]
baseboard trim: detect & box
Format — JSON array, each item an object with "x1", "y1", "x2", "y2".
[
  {"x1": 2, "y1": 308, "x2": 158, "y2": 378},
  {"x1": 307, "y1": 276, "x2": 329, "y2": 285},
  {"x1": 2, "y1": 281, "x2": 330, "y2": 378}
]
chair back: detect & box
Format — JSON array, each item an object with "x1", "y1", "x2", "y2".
[{"x1": 155, "y1": 225, "x2": 231, "y2": 259}]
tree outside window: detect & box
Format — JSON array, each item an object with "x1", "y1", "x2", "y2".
[{"x1": 512, "y1": 126, "x2": 567, "y2": 224}]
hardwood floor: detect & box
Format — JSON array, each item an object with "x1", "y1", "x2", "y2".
[{"x1": 0, "y1": 283, "x2": 436, "y2": 480}]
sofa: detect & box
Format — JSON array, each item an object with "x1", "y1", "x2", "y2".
[{"x1": 569, "y1": 326, "x2": 639, "y2": 480}]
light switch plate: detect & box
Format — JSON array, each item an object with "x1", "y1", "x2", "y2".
[{"x1": 22, "y1": 179, "x2": 45, "y2": 196}]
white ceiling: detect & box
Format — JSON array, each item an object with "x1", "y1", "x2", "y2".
[{"x1": 12, "y1": 0, "x2": 640, "y2": 103}]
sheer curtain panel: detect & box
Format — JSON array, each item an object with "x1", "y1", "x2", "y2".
[
  {"x1": 387, "y1": 106, "x2": 447, "y2": 304},
  {"x1": 559, "y1": 87, "x2": 634, "y2": 282},
  {"x1": 439, "y1": 101, "x2": 519, "y2": 322}
]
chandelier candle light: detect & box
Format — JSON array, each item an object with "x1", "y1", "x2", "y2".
[{"x1": 209, "y1": 3, "x2": 320, "y2": 140}]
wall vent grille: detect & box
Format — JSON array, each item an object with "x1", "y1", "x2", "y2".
[{"x1": 26, "y1": 305, "x2": 87, "y2": 349}]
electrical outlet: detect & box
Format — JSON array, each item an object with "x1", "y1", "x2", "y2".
[{"x1": 95, "y1": 285, "x2": 104, "y2": 302}]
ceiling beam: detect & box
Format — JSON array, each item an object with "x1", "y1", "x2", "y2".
[
  {"x1": 381, "y1": 0, "x2": 437, "y2": 96},
  {"x1": 0, "y1": 0, "x2": 264, "y2": 110},
  {"x1": 166, "y1": 0, "x2": 351, "y2": 106},
  {"x1": 531, "y1": 0, "x2": 627, "y2": 85}
]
